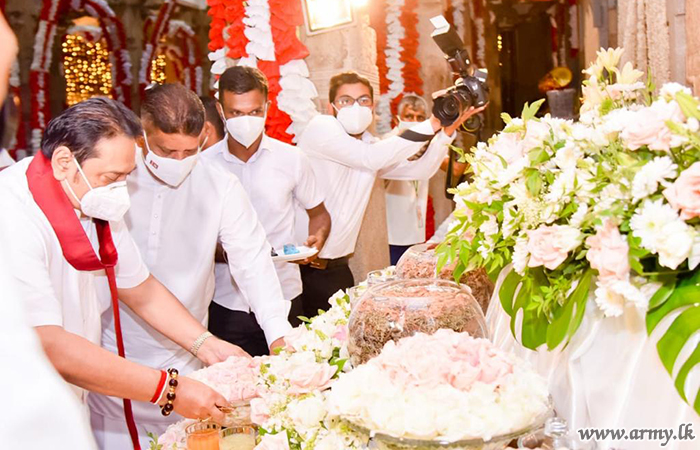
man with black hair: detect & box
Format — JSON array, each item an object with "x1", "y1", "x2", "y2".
[
  {"x1": 203, "y1": 66, "x2": 330, "y2": 348},
  {"x1": 200, "y1": 96, "x2": 225, "y2": 150},
  {"x1": 89, "y1": 83, "x2": 291, "y2": 448},
  {"x1": 0, "y1": 97, "x2": 234, "y2": 449},
  {"x1": 296, "y1": 71, "x2": 486, "y2": 316}
]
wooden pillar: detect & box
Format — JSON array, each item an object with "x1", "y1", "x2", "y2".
[{"x1": 686, "y1": 0, "x2": 700, "y2": 94}]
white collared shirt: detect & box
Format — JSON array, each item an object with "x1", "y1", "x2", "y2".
[
  {"x1": 0, "y1": 157, "x2": 150, "y2": 404},
  {"x1": 297, "y1": 114, "x2": 453, "y2": 258},
  {"x1": 89, "y1": 150, "x2": 291, "y2": 424},
  {"x1": 383, "y1": 128, "x2": 456, "y2": 245},
  {"x1": 203, "y1": 135, "x2": 323, "y2": 308}
]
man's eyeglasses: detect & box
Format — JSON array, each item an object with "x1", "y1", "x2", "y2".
[{"x1": 333, "y1": 95, "x2": 373, "y2": 109}]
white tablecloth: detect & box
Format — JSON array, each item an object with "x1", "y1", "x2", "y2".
[{"x1": 487, "y1": 267, "x2": 700, "y2": 449}]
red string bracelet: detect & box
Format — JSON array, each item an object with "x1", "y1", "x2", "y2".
[{"x1": 150, "y1": 370, "x2": 168, "y2": 404}]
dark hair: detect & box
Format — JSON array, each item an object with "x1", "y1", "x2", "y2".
[
  {"x1": 329, "y1": 71, "x2": 374, "y2": 104},
  {"x1": 141, "y1": 83, "x2": 205, "y2": 136},
  {"x1": 218, "y1": 66, "x2": 269, "y2": 101},
  {"x1": 200, "y1": 96, "x2": 225, "y2": 140},
  {"x1": 41, "y1": 97, "x2": 142, "y2": 164}
]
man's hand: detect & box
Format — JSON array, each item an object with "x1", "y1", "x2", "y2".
[
  {"x1": 293, "y1": 234, "x2": 325, "y2": 265},
  {"x1": 196, "y1": 336, "x2": 251, "y2": 366},
  {"x1": 269, "y1": 337, "x2": 286, "y2": 355},
  {"x1": 170, "y1": 376, "x2": 228, "y2": 423},
  {"x1": 444, "y1": 103, "x2": 489, "y2": 136}
]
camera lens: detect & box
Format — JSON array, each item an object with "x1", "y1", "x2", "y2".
[{"x1": 433, "y1": 93, "x2": 465, "y2": 127}]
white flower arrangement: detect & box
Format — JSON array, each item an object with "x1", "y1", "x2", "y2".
[{"x1": 437, "y1": 47, "x2": 700, "y2": 414}]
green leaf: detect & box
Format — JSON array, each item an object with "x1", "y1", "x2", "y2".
[
  {"x1": 526, "y1": 170, "x2": 543, "y2": 196},
  {"x1": 656, "y1": 305, "x2": 700, "y2": 375},
  {"x1": 510, "y1": 280, "x2": 531, "y2": 338},
  {"x1": 528, "y1": 147, "x2": 551, "y2": 165},
  {"x1": 675, "y1": 92, "x2": 700, "y2": 120},
  {"x1": 567, "y1": 270, "x2": 592, "y2": 340},
  {"x1": 646, "y1": 285, "x2": 700, "y2": 333},
  {"x1": 673, "y1": 344, "x2": 700, "y2": 403},
  {"x1": 546, "y1": 295, "x2": 576, "y2": 350},
  {"x1": 647, "y1": 277, "x2": 677, "y2": 310},
  {"x1": 521, "y1": 307, "x2": 549, "y2": 349},
  {"x1": 501, "y1": 112, "x2": 513, "y2": 124},
  {"x1": 522, "y1": 99, "x2": 546, "y2": 121},
  {"x1": 499, "y1": 270, "x2": 522, "y2": 316}
]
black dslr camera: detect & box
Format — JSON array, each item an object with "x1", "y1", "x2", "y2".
[{"x1": 431, "y1": 16, "x2": 488, "y2": 132}]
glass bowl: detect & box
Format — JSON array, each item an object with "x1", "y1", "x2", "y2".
[
  {"x1": 219, "y1": 400, "x2": 253, "y2": 428},
  {"x1": 220, "y1": 425, "x2": 257, "y2": 450},
  {"x1": 394, "y1": 243, "x2": 494, "y2": 313},
  {"x1": 347, "y1": 278, "x2": 488, "y2": 365},
  {"x1": 345, "y1": 402, "x2": 553, "y2": 450}
]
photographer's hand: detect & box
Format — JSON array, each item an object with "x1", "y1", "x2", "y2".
[{"x1": 444, "y1": 103, "x2": 488, "y2": 136}]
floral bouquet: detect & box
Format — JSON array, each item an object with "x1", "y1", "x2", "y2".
[
  {"x1": 328, "y1": 329, "x2": 551, "y2": 447},
  {"x1": 437, "y1": 47, "x2": 700, "y2": 414},
  {"x1": 155, "y1": 291, "x2": 361, "y2": 449}
]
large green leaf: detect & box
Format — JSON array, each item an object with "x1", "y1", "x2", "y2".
[
  {"x1": 568, "y1": 270, "x2": 593, "y2": 340},
  {"x1": 674, "y1": 344, "x2": 700, "y2": 403},
  {"x1": 499, "y1": 270, "x2": 522, "y2": 316},
  {"x1": 522, "y1": 307, "x2": 548, "y2": 349},
  {"x1": 656, "y1": 306, "x2": 700, "y2": 375},
  {"x1": 647, "y1": 276, "x2": 677, "y2": 310},
  {"x1": 646, "y1": 285, "x2": 700, "y2": 333},
  {"x1": 510, "y1": 280, "x2": 531, "y2": 338},
  {"x1": 546, "y1": 270, "x2": 592, "y2": 350}
]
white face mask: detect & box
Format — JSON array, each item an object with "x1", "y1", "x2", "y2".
[
  {"x1": 143, "y1": 132, "x2": 206, "y2": 187},
  {"x1": 63, "y1": 156, "x2": 130, "y2": 222},
  {"x1": 335, "y1": 103, "x2": 374, "y2": 135},
  {"x1": 225, "y1": 115, "x2": 266, "y2": 148},
  {"x1": 396, "y1": 119, "x2": 416, "y2": 132}
]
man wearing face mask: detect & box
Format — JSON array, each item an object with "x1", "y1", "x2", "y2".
[
  {"x1": 202, "y1": 66, "x2": 331, "y2": 350},
  {"x1": 0, "y1": 98, "x2": 236, "y2": 450},
  {"x1": 89, "y1": 83, "x2": 291, "y2": 448},
  {"x1": 296, "y1": 72, "x2": 486, "y2": 317}
]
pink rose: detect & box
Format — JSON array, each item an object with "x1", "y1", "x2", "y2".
[
  {"x1": 664, "y1": 162, "x2": 700, "y2": 220},
  {"x1": 250, "y1": 397, "x2": 270, "y2": 426},
  {"x1": 621, "y1": 102, "x2": 684, "y2": 152},
  {"x1": 585, "y1": 220, "x2": 630, "y2": 284},
  {"x1": 527, "y1": 225, "x2": 582, "y2": 270},
  {"x1": 255, "y1": 432, "x2": 290, "y2": 450},
  {"x1": 287, "y1": 362, "x2": 337, "y2": 394},
  {"x1": 492, "y1": 132, "x2": 525, "y2": 165}
]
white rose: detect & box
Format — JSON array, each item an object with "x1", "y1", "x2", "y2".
[
  {"x1": 287, "y1": 395, "x2": 327, "y2": 429},
  {"x1": 656, "y1": 220, "x2": 693, "y2": 269}
]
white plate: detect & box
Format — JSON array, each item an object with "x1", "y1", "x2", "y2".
[{"x1": 272, "y1": 246, "x2": 318, "y2": 262}]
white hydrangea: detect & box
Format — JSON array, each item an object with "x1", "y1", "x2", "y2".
[{"x1": 630, "y1": 199, "x2": 693, "y2": 269}]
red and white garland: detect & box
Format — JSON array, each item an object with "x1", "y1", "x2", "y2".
[
  {"x1": 139, "y1": 0, "x2": 176, "y2": 96},
  {"x1": 207, "y1": 0, "x2": 317, "y2": 143},
  {"x1": 164, "y1": 20, "x2": 204, "y2": 95},
  {"x1": 29, "y1": 0, "x2": 132, "y2": 152},
  {"x1": 371, "y1": 0, "x2": 424, "y2": 136}
]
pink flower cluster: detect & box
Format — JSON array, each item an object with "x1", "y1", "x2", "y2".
[
  {"x1": 585, "y1": 219, "x2": 630, "y2": 285},
  {"x1": 188, "y1": 356, "x2": 260, "y2": 402},
  {"x1": 621, "y1": 101, "x2": 685, "y2": 152},
  {"x1": 664, "y1": 162, "x2": 700, "y2": 220},
  {"x1": 371, "y1": 329, "x2": 513, "y2": 391},
  {"x1": 527, "y1": 225, "x2": 581, "y2": 270},
  {"x1": 286, "y1": 360, "x2": 337, "y2": 395}
]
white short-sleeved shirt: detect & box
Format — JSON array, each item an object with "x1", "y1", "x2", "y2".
[
  {"x1": 0, "y1": 157, "x2": 150, "y2": 403},
  {"x1": 202, "y1": 135, "x2": 324, "y2": 307}
]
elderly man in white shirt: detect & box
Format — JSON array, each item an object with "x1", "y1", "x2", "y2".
[
  {"x1": 0, "y1": 98, "x2": 237, "y2": 450},
  {"x1": 89, "y1": 83, "x2": 291, "y2": 448},
  {"x1": 296, "y1": 71, "x2": 486, "y2": 317},
  {"x1": 203, "y1": 66, "x2": 331, "y2": 348}
]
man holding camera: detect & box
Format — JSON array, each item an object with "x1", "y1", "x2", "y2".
[{"x1": 296, "y1": 71, "x2": 486, "y2": 317}]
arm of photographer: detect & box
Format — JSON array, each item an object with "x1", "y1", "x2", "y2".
[
  {"x1": 379, "y1": 105, "x2": 486, "y2": 180},
  {"x1": 299, "y1": 114, "x2": 440, "y2": 172}
]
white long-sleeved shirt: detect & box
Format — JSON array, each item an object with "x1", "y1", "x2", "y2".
[
  {"x1": 298, "y1": 114, "x2": 452, "y2": 258},
  {"x1": 89, "y1": 152, "x2": 291, "y2": 426},
  {"x1": 384, "y1": 129, "x2": 456, "y2": 245},
  {"x1": 202, "y1": 135, "x2": 324, "y2": 309}
]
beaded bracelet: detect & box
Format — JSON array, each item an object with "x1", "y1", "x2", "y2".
[{"x1": 160, "y1": 368, "x2": 179, "y2": 416}]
